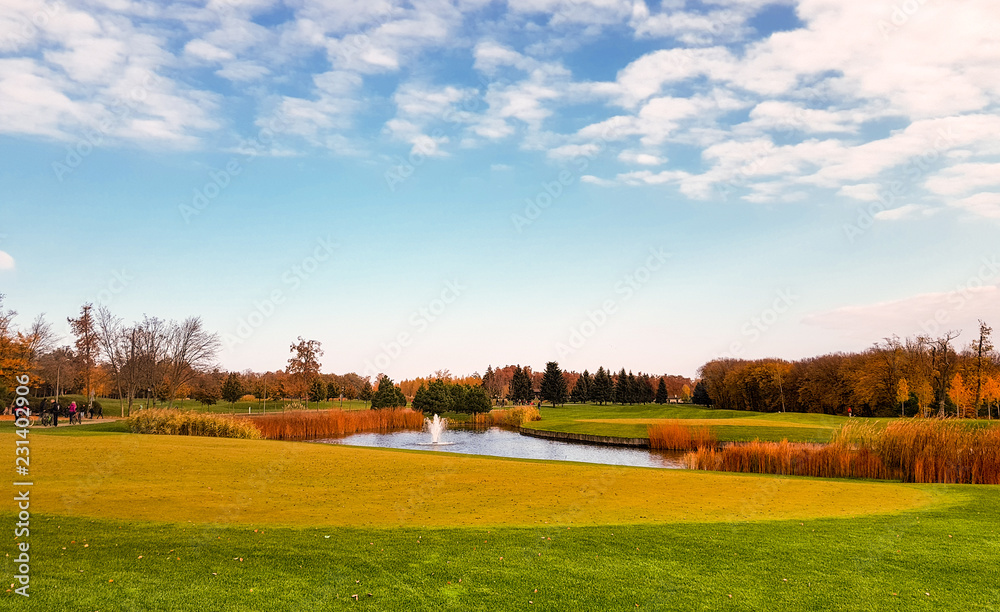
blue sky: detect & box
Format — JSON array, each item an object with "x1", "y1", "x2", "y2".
[{"x1": 1, "y1": 0, "x2": 998, "y2": 380}]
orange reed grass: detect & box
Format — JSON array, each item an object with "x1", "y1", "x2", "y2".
[
  {"x1": 470, "y1": 406, "x2": 542, "y2": 428},
  {"x1": 684, "y1": 419, "x2": 1000, "y2": 484},
  {"x1": 648, "y1": 422, "x2": 716, "y2": 451},
  {"x1": 684, "y1": 439, "x2": 885, "y2": 479},
  {"x1": 242, "y1": 408, "x2": 425, "y2": 441}
]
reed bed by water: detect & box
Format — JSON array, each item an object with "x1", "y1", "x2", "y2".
[
  {"x1": 243, "y1": 408, "x2": 425, "y2": 441},
  {"x1": 841, "y1": 420, "x2": 1000, "y2": 484},
  {"x1": 647, "y1": 422, "x2": 716, "y2": 450},
  {"x1": 683, "y1": 439, "x2": 885, "y2": 479},
  {"x1": 470, "y1": 406, "x2": 542, "y2": 428},
  {"x1": 684, "y1": 419, "x2": 1000, "y2": 484},
  {"x1": 125, "y1": 409, "x2": 262, "y2": 439}
]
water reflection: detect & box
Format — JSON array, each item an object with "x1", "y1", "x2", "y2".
[{"x1": 316, "y1": 427, "x2": 687, "y2": 469}]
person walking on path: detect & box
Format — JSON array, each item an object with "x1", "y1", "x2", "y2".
[
  {"x1": 69, "y1": 401, "x2": 78, "y2": 424},
  {"x1": 51, "y1": 400, "x2": 60, "y2": 427}
]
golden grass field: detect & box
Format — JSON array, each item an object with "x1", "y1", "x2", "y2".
[{"x1": 6, "y1": 433, "x2": 945, "y2": 528}]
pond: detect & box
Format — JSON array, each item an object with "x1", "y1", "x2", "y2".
[{"x1": 315, "y1": 427, "x2": 688, "y2": 469}]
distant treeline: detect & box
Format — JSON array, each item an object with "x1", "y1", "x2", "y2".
[{"x1": 697, "y1": 326, "x2": 997, "y2": 418}]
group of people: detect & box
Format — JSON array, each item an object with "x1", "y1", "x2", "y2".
[{"x1": 35, "y1": 399, "x2": 102, "y2": 426}]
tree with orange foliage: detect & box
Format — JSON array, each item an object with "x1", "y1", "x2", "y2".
[
  {"x1": 896, "y1": 378, "x2": 909, "y2": 417},
  {"x1": 982, "y1": 376, "x2": 1000, "y2": 420},
  {"x1": 949, "y1": 374, "x2": 971, "y2": 418}
]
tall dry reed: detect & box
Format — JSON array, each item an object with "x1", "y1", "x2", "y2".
[
  {"x1": 685, "y1": 419, "x2": 1000, "y2": 484},
  {"x1": 470, "y1": 406, "x2": 542, "y2": 428},
  {"x1": 648, "y1": 422, "x2": 716, "y2": 450},
  {"x1": 243, "y1": 408, "x2": 425, "y2": 440},
  {"x1": 125, "y1": 409, "x2": 262, "y2": 439}
]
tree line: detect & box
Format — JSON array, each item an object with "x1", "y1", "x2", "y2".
[
  {"x1": 697, "y1": 324, "x2": 998, "y2": 418},
  {"x1": 0, "y1": 297, "x2": 221, "y2": 416}
]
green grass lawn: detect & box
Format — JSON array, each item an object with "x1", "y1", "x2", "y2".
[
  {"x1": 526, "y1": 404, "x2": 925, "y2": 443},
  {"x1": 3, "y1": 486, "x2": 997, "y2": 610},
  {"x1": 4, "y1": 415, "x2": 1000, "y2": 610}
]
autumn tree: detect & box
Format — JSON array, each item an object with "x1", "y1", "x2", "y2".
[
  {"x1": 221, "y1": 372, "x2": 243, "y2": 407},
  {"x1": 950, "y1": 374, "x2": 971, "y2": 418},
  {"x1": 971, "y1": 320, "x2": 993, "y2": 418},
  {"x1": 0, "y1": 294, "x2": 27, "y2": 397},
  {"x1": 68, "y1": 304, "x2": 100, "y2": 411},
  {"x1": 359, "y1": 379, "x2": 373, "y2": 407},
  {"x1": 287, "y1": 337, "x2": 323, "y2": 405},
  {"x1": 983, "y1": 376, "x2": 1000, "y2": 420},
  {"x1": 896, "y1": 378, "x2": 910, "y2": 418}
]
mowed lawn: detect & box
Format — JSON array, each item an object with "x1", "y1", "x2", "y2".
[
  {"x1": 2, "y1": 426, "x2": 998, "y2": 610},
  {"x1": 5, "y1": 430, "x2": 933, "y2": 526},
  {"x1": 527, "y1": 404, "x2": 857, "y2": 443}
]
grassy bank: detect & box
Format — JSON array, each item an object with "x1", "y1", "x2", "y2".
[
  {"x1": 530, "y1": 404, "x2": 877, "y2": 443},
  {"x1": 3, "y1": 423, "x2": 998, "y2": 610},
  {"x1": 4, "y1": 433, "x2": 932, "y2": 527},
  {"x1": 2, "y1": 484, "x2": 997, "y2": 610}
]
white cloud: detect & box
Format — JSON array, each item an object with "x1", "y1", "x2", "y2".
[
  {"x1": 618, "y1": 150, "x2": 664, "y2": 165},
  {"x1": 925, "y1": 163, "x2": 1000, "y2": 197},
  {"x1": 948, "y1": 193, "x2": 1000, "y2": 219},
  {"x1": 873, "y1": 204, "x2": 935, "y2": 221},
  {"x1": 548, "y1": 143, "x2": 600, "y2": 160},
  {"x1": 742, "y1": 101, "x2": 858, "y2": 134},
  {"x1": 838, "y1": 183, "x2": 882, "y2": 202},
  {"x1": 507, "y1": 0, "x2": 633, "y2": 25},
  {"x1": 581, "y1": 174, "x2": 614, "y2": 186},
  {"x1": 0, "y1": 250, "x2": 14, "y2": 271},
  {"x1": 184, "y1": 39, "x2": 234, "y2": 62},
  {"x1": 215, "y1": 61, "x2": 270, "y2": 82},
  {"x1": 630, "y1": 1, "x2": 756, "y2": 45}
]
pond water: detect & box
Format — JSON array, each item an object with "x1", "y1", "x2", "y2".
[{"x1": 316, "y1": 427, "x2": 688, "y2": 469}]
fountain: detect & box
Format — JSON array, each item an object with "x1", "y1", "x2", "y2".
[{"x1": 421, "y1": 414, "x2": 453, "y2": 446}]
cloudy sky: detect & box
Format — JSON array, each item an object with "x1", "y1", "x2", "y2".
[{"x1": 1, "y1": 0, "x2": 998, "y2": 380}]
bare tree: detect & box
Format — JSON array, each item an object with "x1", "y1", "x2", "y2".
[
  {"x1": 930, "y1": 330, "x2": 961, "y2": 417},
  {"x1": 17, "y1": 312, "x2": 58, "y2": 377},
  {"x1": 162, "y1": 317, "x2": 220, "y2": 407},
  {"x1": 137, "y1": 316, "x2": 167, "y2": 407},
  {"x1": 972, "y1": 320, "x2": 993, "y2": 418}
]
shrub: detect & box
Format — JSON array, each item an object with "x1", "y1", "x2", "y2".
[
  {"x1": 470, "y1": 406, "x2": 541, "y2": 428},
  {"x1": 124, "y1": 409, "x2": 261, "y2": 439}
]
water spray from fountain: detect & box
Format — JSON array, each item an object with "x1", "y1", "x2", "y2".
[{"x1": 425, "y1": 414, "x2": 449, "y2": 445}]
